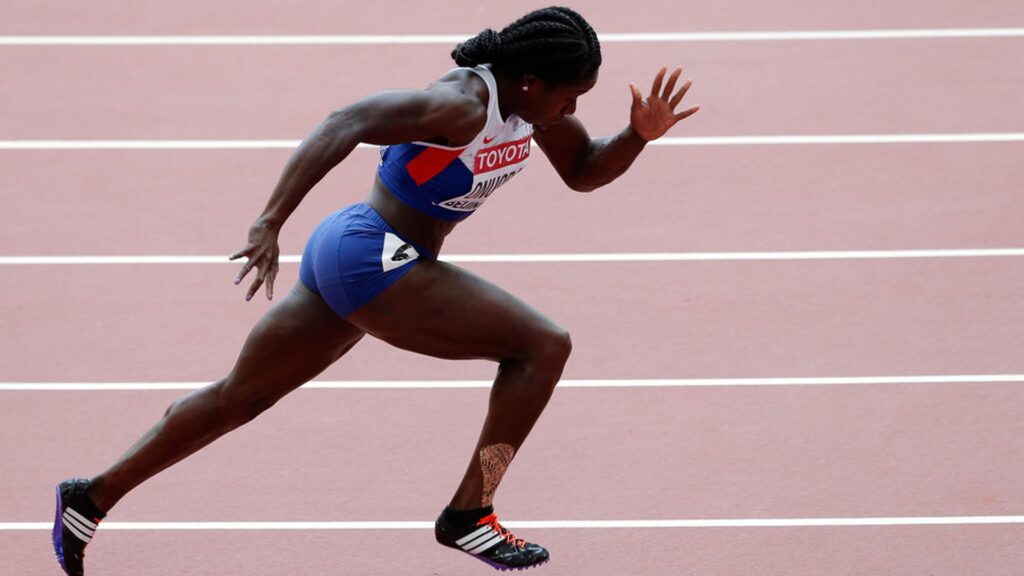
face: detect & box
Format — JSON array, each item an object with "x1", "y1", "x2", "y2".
[{"x1": 519, "y1": 72, "x2": 598, "y2": 127}]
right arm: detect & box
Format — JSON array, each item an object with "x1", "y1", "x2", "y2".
[{"x1": 230, "y1": 84, "x2": 487, "y2": 301}]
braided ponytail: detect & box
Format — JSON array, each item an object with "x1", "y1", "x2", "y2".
[
  {"x1": 451, "y1": 6, "x2": 601, "y2": 86},
  {"x1": 451, "y1": 28, "x2": 503, "y2": 67}
]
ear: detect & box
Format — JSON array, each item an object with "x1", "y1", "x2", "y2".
[{"x1": 521, "y1": 74, "x2": 545, "y2": 93}]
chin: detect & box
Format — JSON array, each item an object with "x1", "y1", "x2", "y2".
[
  {"x1": 523, "y1": 111, "x2": 564, "y2": 127},
  {"x1": 540, "y1": 115, "x2": 566, "y2": 128}
]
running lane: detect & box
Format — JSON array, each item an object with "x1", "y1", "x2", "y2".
[
  {"x1": 4, "y1": 383, "x2": 1023, "y2": 521},
  {"x1": 8, "y1": 526, "x2": 1023, "y2": 576},
  {"x1": 4, "y1": 0, "x2": 1023, "y2": 33},
  {"x1": 2, "y1": 144, "x2": 1023, "y2": 256},
  {"x1": 2, "y1": 39, "x2": 1023, "y2": 139},
  {"x1": 2, "y1": 258, "x2": 1022, "y2": 381}
]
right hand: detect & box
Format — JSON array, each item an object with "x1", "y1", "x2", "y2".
[
  {"x1": 629, "y1": 66, "x2": 699, "y2": 142},
  {"x1": 229, "y1": 218, "x2": 281, "y2": 301}
]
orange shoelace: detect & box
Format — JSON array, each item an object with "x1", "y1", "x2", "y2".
[{"x1": 476, "y1": 513, "x2": 526, "y2": 548}]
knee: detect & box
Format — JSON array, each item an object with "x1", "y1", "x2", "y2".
[
  {"x1": 539, "y1": 327, "x2": 573, "y2": 369},
  {"x1": 208, "y1": 378, "x2": 279, "y2": 427},
  {"x1": 522, "y1": 325, "x2": 572, "y2": 379}
]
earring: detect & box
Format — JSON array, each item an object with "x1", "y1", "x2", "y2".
[{"x1": 522, "y1": 85, "x2": 529, "y2": 92}]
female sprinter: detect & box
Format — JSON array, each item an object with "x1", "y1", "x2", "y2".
[{"x1": 52, "y1": 6, "x2": 698, "y2": 574}]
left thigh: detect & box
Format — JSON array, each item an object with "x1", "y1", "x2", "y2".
[{"x1": 223, "y1": 281, "x2": 365, "y2": 405}]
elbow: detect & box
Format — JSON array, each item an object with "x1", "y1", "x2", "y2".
[
  {"x1": 568, "y1": 181, "x2": 599, "y2": 193},
  {"x1": 565, "y1": 150, "x2": 605, "y2": 192},
  {"x1": 564, "y1": 166, "x2": 601, "y2": 192},
  {"x1": 565, "y1": 172, "x2": 603, "y2": 192}
]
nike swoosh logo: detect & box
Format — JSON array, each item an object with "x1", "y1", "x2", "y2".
[
  {"x1": 391, "y1": 243, "x2": 412, "y2": 262},
  {"x1": 482, "y1": 135, "x2": 497, "y2": 145}
]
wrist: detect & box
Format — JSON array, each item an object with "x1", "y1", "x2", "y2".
[
  {"x1": 255, "y1": 213, "x2": 284, "y2": 231},
  {"x1": 624, "y1": 124, "x2": 650, "y2": 145}
]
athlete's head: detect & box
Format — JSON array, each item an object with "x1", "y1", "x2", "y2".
[{"x1": 451, "y1": 6, "x2": 602, "y2": 125}]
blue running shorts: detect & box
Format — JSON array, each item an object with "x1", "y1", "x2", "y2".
[{"x1": 299, "y1": 203, "x2": 433, "y2": 317}]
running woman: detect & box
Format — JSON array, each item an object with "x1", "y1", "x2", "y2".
[{"x1": 52, "y1": 6, "x2": 698, "y2": 574}]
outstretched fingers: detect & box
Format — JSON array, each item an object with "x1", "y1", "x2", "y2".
[
  {"x1": 230, "y1": 247, "x2": 278, "y2": 301},
  {"x1": 675, "y1": 105, "x2": 701, "y2": 122},
  {"x1": 669, "y1": 78, "x2": 693, "y2": 109},
  {"x1": 630, "y1": 66, "x2": 699, "y2": 140},
  {"x1": 629, "y1": 82, "x2": 643, "y2": 109},
  {"x1": 266, "y1": 264, "x2": 277, "y2": 300},
  {"x1": 649, "y1": 66, "x2": 667, "y2": 100},
  {"x1": 661, "y1": 66, "x2": 682, "y2": 102},
  {"x1": 247, "y1": 266, "x2": 267, "y2": 302},
  {"x1": 230, "y1": 248, "x2": 257, "y2": 284},
  {"x1": 669, "y1": 76, "x2": 699, "y2": 121}
]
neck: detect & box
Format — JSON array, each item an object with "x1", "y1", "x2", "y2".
[{"x1": 491, "y1": 69, "x2": 523, "y2": 122}]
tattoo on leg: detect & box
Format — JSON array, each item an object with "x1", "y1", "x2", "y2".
[{"x1": 479, "y1": 443, "x2": 516, "y2": 507}]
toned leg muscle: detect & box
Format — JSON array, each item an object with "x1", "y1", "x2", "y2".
[
  {"x1": 347, "y1": 260, "x2": 571, "y2": 509},
  {"x1": 88, "y1": 282, "x2": 364, "y2": 511}
]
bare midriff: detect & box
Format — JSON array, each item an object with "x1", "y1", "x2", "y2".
[{"x1": 366, "y1": 174, "x2": 458, "y2": 256}]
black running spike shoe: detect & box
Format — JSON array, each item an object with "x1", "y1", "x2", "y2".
[
  {"x1": 53, "y1": 478, "x2": 106, "y2": 576},
  {"x1": 435, "y1": 511, "x2": 549, "y2": 571}
]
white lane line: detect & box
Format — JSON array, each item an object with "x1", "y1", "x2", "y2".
[
  {"x1": 7, "y1": 516, "x2": 1024, "y2": 530},
  {"x1": 4, "y1": 375, "x2": 1023, "y2": 391},
  {"x1": 1, "y1": 28, "x2": 1023, "y2": 45},
  {"x1": 2, "y1": 134, "x2": 1023, "y2": 150},
  {"x1": 4, "y1": 249, "x2": 1024, "y2": 266}
]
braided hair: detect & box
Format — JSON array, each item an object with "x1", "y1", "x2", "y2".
[{"x1": 451, "y1": 6, "x2": 602, "y2": 86}]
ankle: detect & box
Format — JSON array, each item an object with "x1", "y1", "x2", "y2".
[
  {"x1": 84, "y1": 477, "x2": 112, "y2": 516},
  {"x1": 442, "y1": 505, "x2": 493, "y2": 525}
]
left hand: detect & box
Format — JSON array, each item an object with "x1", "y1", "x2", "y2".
[
  {"x1": 229, "y1": 217, "x2": 281, "y2": 301},
  {"x1": 629, "y1": 66, "x2": 699, "y2": 141}
]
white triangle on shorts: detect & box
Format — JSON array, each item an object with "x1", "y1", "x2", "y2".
[{"x1": 381, "y1": 232, "x2": 419, "y2": 273}]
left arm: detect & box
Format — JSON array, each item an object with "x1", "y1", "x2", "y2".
[{"x1": 533, "y1": 66, "x2": 699, "y2": 192}]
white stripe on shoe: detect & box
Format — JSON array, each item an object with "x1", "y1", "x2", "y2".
[
  {"x1": 62, "y1": 514, "x2": 94, "y2": 539},
  {"x1": 467, "y1": 533, "x2": 506, "y2": 555},
  {"x1": 454, "y1": 524, "x2": 493, "y2": 547},
  {"x1": 460, "y1": 528, "x2": 499, "y2": 551},
  {"x1": 62, "y1": 513, "x2": 93, "y2": 543},
  {"x1": 64, "y1": 508, "x2": 98, "y2": 530}
]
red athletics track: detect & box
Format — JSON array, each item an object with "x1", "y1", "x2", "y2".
[
  {"x1": 3, "y1": 258, "x2": 1024, "y2": 381},
  {"x1": 3, "y1": 145, "x2": 1024, "y2": 256},
  {"x1": 4, "y1": 0, "x2": 1024, "y2": 34},
  {"x1": 4, "y1": 40, "x2": 1024, "y2": 139},
  {"x1": 3, "y1": 1, "x2": 1024, "y2": 575}
]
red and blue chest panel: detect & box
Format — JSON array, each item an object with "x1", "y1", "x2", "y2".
[{"x1": 377, "y1": 66, "x2": 533, "y2": 222}]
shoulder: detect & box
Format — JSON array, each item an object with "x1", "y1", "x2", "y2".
[
  {"x1": 419, "y1": 68, "x2": 490, "y2": 146},
  {"x1": 338, "y1": 68, "x2": 490, "y2": 147}
]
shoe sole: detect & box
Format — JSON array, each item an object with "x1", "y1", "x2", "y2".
[
  {"x1": 52, "y1": 485, "x2": 68, "y2": 573},
  {"x1": 462, "y1": 550, "x2": 550, "y2": 572}
]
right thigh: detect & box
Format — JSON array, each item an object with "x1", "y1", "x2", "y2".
[
  {"x1": 348, "y1": 258, "x2": 570, "y2": 364},
  {"x1": 221, "y1": 281, "x2": 365, "y2": 409}
]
